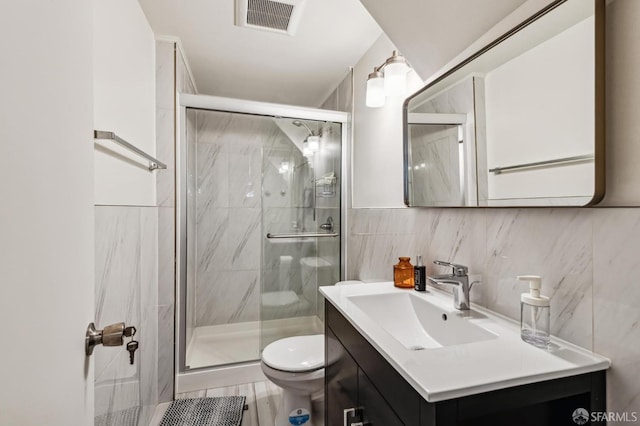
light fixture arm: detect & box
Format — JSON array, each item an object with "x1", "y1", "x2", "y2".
[{"x1": 372, "y1": 50, "x2": 410, "y2": 74}]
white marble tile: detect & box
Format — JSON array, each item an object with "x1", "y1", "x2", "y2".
[
  {"x1": 156, "y1": 107, "x2": 175, "y2": 207},
  {"x1": 95, "y1": 207, "x2": 141, "y2": 375},
  {"x1": 593, "y1": 209, "x2": 640, "y2": 420},
  {"x1": 227, "y1": 207, "x2": 262, "y2": 270},
  {"x1": 95, "y1": 206, "x2": 160, "y2": 424},
  {"x1": 157, "y1": 304, "x2": 175, "y2": 403},
  {"x1": 348, "y1": 207, "x2": 424, "y2": 236},
  {"x1": 196, "y1": 269, "x2": 260, "y2": 326},
  {"x1": 158, "y1": 207, "x2": 175, "y2": 306},
  {"x1": 155, "y1": 41, "x2": 175, "y2": 110},
  {"x1": 484, "y1": 208, "x2": 592, "y2": 348},
  {"x1": 196, "y1": 207, "x2": 229, "y2": 274},
  {"x1": 139, "y1": 208, "x2": 159, "y2": 413},
  {"x1": 228, "y1": 147, "x2": 262, "y2": 208},
  {"x1": 426, "y1": 208, "x2": 486, "y2": 278},
  {"x1": 196, "y1": 142, "x2": 229, "y2": 217}
]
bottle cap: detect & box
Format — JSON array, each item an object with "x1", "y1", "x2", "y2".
[
  {"x1": 518, "y1": 275, "x2": 550, "y2": 307},
  {"x1": 416, "y1": 255, "x2": 423, "y2": 267}
]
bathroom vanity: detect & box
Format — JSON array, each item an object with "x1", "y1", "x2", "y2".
[{"x1": 320, "y1": 283, "x2": 609, "y2": 425}]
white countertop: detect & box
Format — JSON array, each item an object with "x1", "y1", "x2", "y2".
[{"x1": 320, "y1": 281, "x2": 610, "y2": 402}]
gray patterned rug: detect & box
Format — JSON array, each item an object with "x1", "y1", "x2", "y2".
[{"x1": 159, "y1": 397, "x2": 246, "y2": 426}]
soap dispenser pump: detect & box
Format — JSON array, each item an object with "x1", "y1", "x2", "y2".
[{"x1": 518, "y1": 275, "x2": 550, "y2": 348}]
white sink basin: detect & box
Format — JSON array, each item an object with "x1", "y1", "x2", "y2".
[
  {"x1": 347, "y1": 292, "x2": 497, "y2": 350},
  {"x1": 320, "y1": 282, "x2": 610, "y2": 402}
]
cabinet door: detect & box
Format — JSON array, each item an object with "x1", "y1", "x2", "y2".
[
  {"x1": 359, "y1": 370, "x2": 404, "y2": 426},
  {"x1": 326, "y1": 328, "x2": 359, "y2": 426}
]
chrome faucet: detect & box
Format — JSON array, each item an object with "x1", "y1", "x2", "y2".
[{"x1": 427, "y1": 260, "x2": 471, "y2": 310}]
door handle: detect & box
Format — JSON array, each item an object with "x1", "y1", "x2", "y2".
[
  {"x1": 343, "y1": 407, "x2": 363, "y2": 426},
  {"x1": 85, "y1": 322, "x2": 136, "y2": 356}
]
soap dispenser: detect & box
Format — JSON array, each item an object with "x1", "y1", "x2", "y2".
[{"x1": 518, "y1": 275, "x2": 550, "y2": 348}]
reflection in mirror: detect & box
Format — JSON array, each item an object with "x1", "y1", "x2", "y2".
[{"x1": 404, "y1": 0, "x2": 604, "y2": 207}]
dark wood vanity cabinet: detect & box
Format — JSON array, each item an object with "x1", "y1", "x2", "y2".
[{"x1": 325, "y1": 302, "x2": 606, "y2": 426}]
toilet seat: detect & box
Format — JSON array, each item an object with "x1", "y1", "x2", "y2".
[{"x1": 262, "y1": 334, "x2": 324, "y2": 372}]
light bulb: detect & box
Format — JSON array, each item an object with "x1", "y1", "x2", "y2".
[
  {"x1": 384, "y1": 51, "x2": 409, "y2": 96},
  {"x1": 366, "y1": 70, "x2": 385, "y2": 108}
]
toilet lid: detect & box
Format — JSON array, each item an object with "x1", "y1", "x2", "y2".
[{"x1": 262, "y1": 334, "x2": 324, "y2": 372}]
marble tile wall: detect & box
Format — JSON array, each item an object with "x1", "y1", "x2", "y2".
[
  {"x1": 193, "y1": 110, "x2": 272, "y2": 327},
  {"x1": 155, "y1": 40, "x2": 197, "y2": 402},
  {"x1": 347, "y1": 206, "x2": 640, "y2": 420},
  {"x1": 95, "y1": 206, "x2": 158, "y2": 426}
]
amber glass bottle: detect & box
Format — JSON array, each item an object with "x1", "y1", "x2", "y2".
[{"x1": 393, "y1": 257, "x2": 415, "y2": 288}]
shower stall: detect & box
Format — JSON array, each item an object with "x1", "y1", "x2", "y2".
[{"x1": 176, "y1": 94, "x2": 347, "y2": 387}]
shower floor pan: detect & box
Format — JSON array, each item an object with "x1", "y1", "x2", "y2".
[{"x1": 186, "y1": 316, "x2": 324, "y2": 369}]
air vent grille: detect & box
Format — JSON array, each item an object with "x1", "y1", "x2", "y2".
[{"x1": 246, "y1": 0, "x2": 294, "y2": 31}]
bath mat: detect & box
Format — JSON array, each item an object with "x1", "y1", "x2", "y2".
[{"x1": 159, "y1": 396, "x2": 246, "y2": 426}]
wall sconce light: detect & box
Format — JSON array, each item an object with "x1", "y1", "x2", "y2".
[{"x1": 366, "y1": 50, "x2": 411, "y2": 108}]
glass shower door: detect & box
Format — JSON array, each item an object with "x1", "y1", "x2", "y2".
[
  {"x1": 183, "y1": 108, "x2": 275, "y2": 369},
  {"x1": 260, "y1": 118, "x2": 341, "y2": 350},
  {"x1": 180, "y1": 106, "x2": 343, "y2": 372}
]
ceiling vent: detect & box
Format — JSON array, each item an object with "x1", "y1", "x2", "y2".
[{"x1": 235, "y1": 0, "x2": 306, "y2": 35}]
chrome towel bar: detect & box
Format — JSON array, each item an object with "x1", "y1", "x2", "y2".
[
  {"x1": 489, "y1": 154, "x2": 594, "y2": 175},
  {"x1": 94, "y1": 130, "x2": 167, "y2": 171}
]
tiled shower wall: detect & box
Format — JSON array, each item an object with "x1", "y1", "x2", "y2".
[
  {"x1": 191, "y1": 111, "x2": 270, "y2": 327},
  {"x1": 156, "y1": 40, "x2": 197, "y2": 403}
]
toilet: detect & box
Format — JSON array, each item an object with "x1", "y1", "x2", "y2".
[
  {"x1": 261, "y1": 334, "x2": 325, "y2": 426},
  {"x1": 260, "y1": 280, "x2": 362, "y2": 426}
]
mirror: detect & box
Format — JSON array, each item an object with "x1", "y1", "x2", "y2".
[{"x1": 403, "y1": 0, "x2": 604, "y2": 207}]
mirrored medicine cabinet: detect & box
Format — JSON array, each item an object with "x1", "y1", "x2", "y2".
[{"x1": 403, "y1": 0, "x2": 604, "y2": 207}]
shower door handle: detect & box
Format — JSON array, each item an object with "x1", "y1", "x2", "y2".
[{"x1": 266, "y1": 232, "x2": 339, "y2": 239}]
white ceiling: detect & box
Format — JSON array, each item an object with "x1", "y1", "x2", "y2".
[
  {"x1": 137, "y1": 0, "x2": 383, "y2": 107},
  {"x1": 359, "y1": 0, "x2": 528, "y2": 80}
]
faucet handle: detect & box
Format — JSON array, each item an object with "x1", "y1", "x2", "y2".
[{"x1": 433, "y1": 260, "x2": 468, "y2": 276}]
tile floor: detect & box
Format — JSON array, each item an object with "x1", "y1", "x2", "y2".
[{"x1": 149, "y1": 380, "x2": 325, "y2": 426}]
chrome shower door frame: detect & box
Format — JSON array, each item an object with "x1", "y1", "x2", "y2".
[{"x1": 175, "y1": 93, "x2": 349, "y2": 387}]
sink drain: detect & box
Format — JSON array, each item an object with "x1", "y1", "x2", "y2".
[{"x1": 409, "y1": 345, "x2": 426, "y2": 351}]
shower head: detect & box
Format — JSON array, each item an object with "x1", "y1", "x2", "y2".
[{"x1": 292, "y1": 120, "x2": 314, "y2": 137}]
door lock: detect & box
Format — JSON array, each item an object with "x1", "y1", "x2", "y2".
[{"x1": 85, "y1": 322, "x2": 137, "y2": 356}]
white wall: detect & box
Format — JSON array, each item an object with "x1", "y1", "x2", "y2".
[
  {"x1": 485, "y1": 17, "x2": 594, "y2": 202},
  {"x1": 352, "y1": 34, "x2": 422, "y2": 208},
  {"x1": 93, "y1": 0, "x2": 157, "y2": 206},
  {"x1": 0, "y1": 1, "x2": 95, "y2": 425}
]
